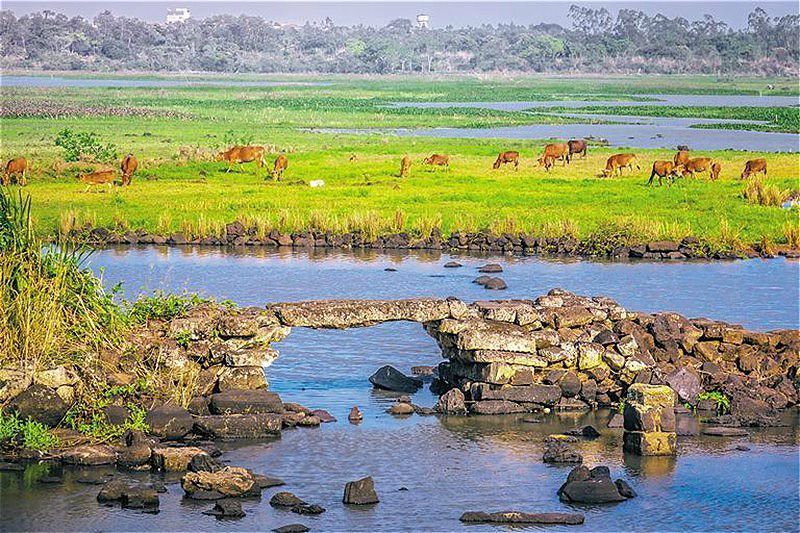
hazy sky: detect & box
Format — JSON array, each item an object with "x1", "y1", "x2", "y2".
[{"x1": 4, "y1": 1, "x2": 796, "y2": 28}]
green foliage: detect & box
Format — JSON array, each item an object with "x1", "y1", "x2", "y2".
[
  {"x1": 126, "y1": 291, "x2": 209, "y2": 324},
  {"x1": 174, "y1": 329, "x2": 192, "y2": 348},
  {"x1": 0, "y1": 189, "x2": 127, "y2": 370},
  {"x1": 696, "y1": 391, "x2": 731, "y2": 414},
  {"x1": 54, "y1": 128, "x2": 118, "y2": 163},
  {"x1": 222, "y1": 129, "x2": 255, "y2": 149},
  {"x1": 0, "y1": 409, "x2": 60, "y2": 452},
  {"x1": 616, "y1": 400, "x2": 626, "y2": 414},
  {"x1": 64, "y1": 381, "x2": 150, "y2": 441}
]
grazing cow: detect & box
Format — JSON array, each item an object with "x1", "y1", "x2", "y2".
[
  {"x1": 680, "y1": 157, "x2": 714, "y2": 179},
  {"x1": 648, "y1": 161, "x2": 683, "y2": 186},
  {"x1": 79, "y1": 169, "x2": 116, "y2": 192},
  {"x1": 216, "y1": 145, "x2": 266, "y2": 173},
  {"x1": 602, "y1": 154, "x2": 640, "y2": 177},
  {"x1": 120, "y1": 153, "x2": 138, "y2": 186},
  {"x1": 537, "y1": 143, "x2": 569, "y2": 171},
  {"x1": 741, "y1": 158, "x2": 767, "y2": 180},
  {"x1": 568, "y1": 139, "x2": 587, "y2": 159},
  {"x1": 271, "y1": 154, "x2": 288, "y2": 180},
  {"x1": 2, "y1": 157, "x2": 28, "y2": 186},
  {"x1": 710, "y1": 161, "x2": 721, "y2": 181},
  {"x1": 423, "y1": 154, "x2": 450, "y2": 171},
  {"x1": 674, "y1": 150, "x2": 690, "y2": 167},
  {"x1": 400, "y1": 155, "x2": 412, "y2": 178},
  {"x1": 493, "y1": 151, "x2": 520, "y2": 170}
]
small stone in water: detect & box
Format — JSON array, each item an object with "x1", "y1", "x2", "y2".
[
  {"x1": 348, "y1": 406, "x2": 363, "y2": 423},
  {"x1": 477, "y1": 263, "x2": 503, "y2": 273},
  {"x1": 443, "y1": 261, "x2": 462, "y2": 268}
]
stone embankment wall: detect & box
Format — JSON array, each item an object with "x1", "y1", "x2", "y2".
[{"x1": 68, "y1": 221, "x2": 797, "y2": 260}]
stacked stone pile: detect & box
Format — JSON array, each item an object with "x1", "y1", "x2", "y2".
[
  {"x1": 622, "y1": 384, "x2": 677, "y2": 456},
  {"x1": 424, "y1": 290, "x2": 798, "y2": 418}
]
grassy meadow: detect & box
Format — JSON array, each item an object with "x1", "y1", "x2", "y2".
[{"x1": 1, "y1": 74, "x2": 798, "y2": 249}]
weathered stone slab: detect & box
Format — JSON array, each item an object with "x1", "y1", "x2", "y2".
[
  {"x1": 193, "y1": 414, "x2": 282, "y2": 438},
  {"x1": 272, "y1": 298, "x2": 452, "y2": 328},
  {"x1": 470, "y1": 383, "x2": 562, "y2": 405},
  {"x1": 454, "y1": 320, "x2": 539, "y2": 354}
]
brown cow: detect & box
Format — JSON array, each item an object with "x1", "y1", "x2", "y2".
[
  {"x1": 120, "y1": 153, "x2": 138, "y2": 186},
  {"x1": 423, "y1": 154, "x2": 450, "y2": 171},
  {"x1": 680, "y1": 157, "x2": 714, "y2": 179},
  {"x1": 648, "y1": 161, "x2": 683, "y2": 186},
  {"x1": 568, "y1": 139, "x2": 587, "y2": 159},
  {"x1": 710, "y1": 161, "x2": 721, "y2": 181},
  {"x1": 493, "y1": 151, "x2": 520, "y2": 170},
  {"x1": 741, "y1": 158, "x2": 767, "y2": 180},
  {"x1": 537, "y1": 143, "x2": 569, "y2": 171},
  {"x1": 674, "y1": 150, "x2": 690, "y2": 167},
  {"x1": 271, "y1": 154, "x2": 288, "y2": 181},
  {"x1": 2, "y1": 157, "x2": 28, "y2": 186},
  {"x1": 400, "y1": 155, "x2": 412, "y2": 178},
  {"x1": 602, "y1": 154, "x2": 640, "y2": 177},
  {"x1": 216, "y1": 145, "x2": 266, "y2": 173},
  {"x1": 79, "y1": 169, "x2": 116, "y2": 192}
]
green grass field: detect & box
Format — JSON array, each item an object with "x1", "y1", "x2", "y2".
[{"x1": 1, "y1": 74, "x2": 798, "y2": 249}]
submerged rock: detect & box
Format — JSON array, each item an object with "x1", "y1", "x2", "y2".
[
  {"x1": 343, "y1": 476, "x2": 379, "y2": 505},
  {"x1": 543, "y1": 442, "x2": 583, "y2": 464},
  {"x1": 565, "y1": 425, "x2": 601, "y2": 439},
  {"x1": 460, "y1": 511, "x2": 584, "y2": 525},
  {"x1": 369, "y1": 365, "x2": 422, "y2": 393},
  {"x1": 273, "y1": 525, "x2": 310, "y2": 533},
  {"x1": 203, "y1": 499, "x2": 245, "y2": 519},
  {"x1": 477, "y1": 263, "x2": 503, "y2": 273},
  {"x1": 473, "y1": 275, "x2": 492, "y2": 285},
  {"x1": 291, "y1": 503, "x2": 325, "y2": 515},
  {"x1": 702, "y1": 427, "x2": 749, "y2": 437},
  {"x1": 483, "y1": 277, "x2": 507, "y2": 290},
  {"x1": 444, "y1": 261, "x2": 463, "y2": 268}
]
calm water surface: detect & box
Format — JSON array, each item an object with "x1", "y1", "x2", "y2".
[{"x1": 1, "y1": 247, "x2": 797, "y2": 531}]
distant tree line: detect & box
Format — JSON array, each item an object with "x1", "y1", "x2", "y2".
[{"x1": 0, "y1": 6, "x2": 797, "y2": 75}]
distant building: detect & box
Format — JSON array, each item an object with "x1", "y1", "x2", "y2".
[
  {"x1": 416, "y1": 14, "x2": 430, "y2": 29},
  {"x1": 166, "y1": 8, "x2": 191, "y2": 24}
]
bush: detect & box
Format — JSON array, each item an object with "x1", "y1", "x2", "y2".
[
  {"x1": 742, "y1": 177, "x2": 791, "y2": 206},
  {"x1": 126, "y1": 291, "x2": 210, "y2": 324},
  {"x1": 54, "y1": 128, "x2": 118, "y2": 163}
]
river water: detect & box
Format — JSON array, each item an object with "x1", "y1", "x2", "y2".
[{"x1": 1, "y1": 247, "x2": 798, "y2": 531}]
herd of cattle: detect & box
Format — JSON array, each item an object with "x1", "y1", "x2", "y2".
[{"x1": 1, "y1": 140, "x2": 769, "y2": 189}]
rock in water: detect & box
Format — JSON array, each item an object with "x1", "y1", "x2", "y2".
[
  {"x1": 477, "y1": 263, "x2": 503, "y2": 273},
  {"x1": 273, "y1": 525, "x2": 310, "y2": 533},
  {"x1": 270, "y1": 492, "x2": 306, "y2": 508},
  {"x1": 558, "y1": 466, "x2": 635, "y2": 504},
  {"x1": 702, "y1": 427, "x2": 749, "y2": 437},
  {"x1": 565, "y1": 425, "x2": 601, "y2": 439},
  {"x1": 473, "y1": 275, "x2": 492, "y2": 285},
  {"x1": 435, "y1": 388, "x2": 467, "y2": 414},
  {"x1": 348, "y1": 406, "x2": 363, "y2": 423},
  {"x1": 387, "y1": 403, "x2": 414, "y2": 415},
  {"x1": 181, "y1": 467, "x2": 258, "y2": 500},
  {"x1": 369, "y1": 365, "x2": 422, "y2": 393},
  {"x1": 203, "y1": 499, "x2": 245, "y2": 519},
  {"x1": 291, "y1": 503, "x2": 326, "y2": 515},
  {"x1": 543, "y1": 442, "x2": 583, "y2": 464},
  {"x1": 483, "y1": 277, "x2": 507, "y2": 290},
  {"x1": 343, "y1": 476, "x2": 379, "y2": 505},
  {"x1": 443, "y1": 261, "x2": 462, "y2": 268},
  {"x1": 460, "y1": 511, "x2": 584, "y2": 525},
  {"x1": 311, "y1": 409, "x2": 336, "y2": 423}
]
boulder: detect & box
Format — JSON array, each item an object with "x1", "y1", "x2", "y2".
[
  {"x1": 434, "y1": 388, "x2": 466, "y2": 414},
  {"x1": 145, "y1": 405, "x2": 193, "y2": 440},
  {"x1": 254, "y1": 475, "x2": 285, "y2": 489},
  {"x1": 559, "y1": 372, "x2": 582, "y2": 397},
  {"x1": 270, "y1": 491, "x2": 306, "y2": 508},
  {"x1": 151, "y1": 447, "x2": 207, "y2": 472},
  {"x1": 7, "y1": 385, "x2": 69, "y2": 427},
  {"x1": 665, "y1": 368, "x2": 703, "y2": 404},
  {"x1": 217, "y1": 366, "x2": 268, "y2": 391},
  {"x1": 460, "y1": 511, "x2": 584, "y2": 525},
  {"x1": 557, "y1": 466, "x2": 631, "y2": 504},
  {"x1": 122, "y1": 486, "x2": 160, "y2": 510},
  {"x1": 369, "y1": 365, "x2": 422, "y2": 393},
  {"x1": 203, "y1": 499, "x2": 245, "y2": 519},
  {"x1": 343, "y1": 476, "x2": 379, "y2": 505},
  {"x1": 291, "y1": 503, "x2": 326, "y2": 515},
  {"x1": 193, "y1": 414, "x2": 282, "y2": 439},
  {"x1": 116, "y1": 442, "x2": 152, "y2": 469},
  {"x1": 473, "y1": 276, "x2": 492, "y2": 285},
  {"x1": 189, "y1": 454, "x2": 226, "y2": 473},
  {"x1": 209, "y1": 389, "x2": 284, "y2": 415},
  {"x1": 443, "y1": 261, "x2": 462, "y2": 268},
  {"x1": 484, "y1": 277, "x2": 508, "y2": 290},
  {"x1": 565, "y1": 425, "x2": 601, "y2": 439},
  {"x1": 181, "y1": 467, "x2": 258, "y2": 500},
  {"x1": 477, "y1": 263, "x2": 503, "y2": 273},
  {"x1": 311, "y1": 409, "x2": 336, "y2": 423}
]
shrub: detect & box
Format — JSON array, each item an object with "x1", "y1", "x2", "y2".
[
  {"x1": 696, "y1": 391, "x2": 731, "y2": 415},
  {"x1": 126, "y1": 291, "x2": 209, "y2": 324},
  {"x1": 54, "y1": 128, "x2": 118, "y2": 163},
  {"x1": 742, "y1": 177, "x2": 790, "y2": 207},
  {"x1": 0, "y1": 409, "x2": 60, "y2": 452}
]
